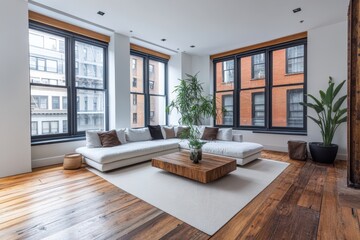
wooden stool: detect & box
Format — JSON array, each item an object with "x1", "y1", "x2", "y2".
[{"x1": 63, "y1": 153, "x2": 82, "y2": 170}]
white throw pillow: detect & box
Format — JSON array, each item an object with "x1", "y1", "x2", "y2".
[
  {"x1": 86, "y1": 130, "x2": 102, "y2": 148},
  {"x1": 216, "y1": 128, "x2": 233, "y2": 141},
  {"x1": 126, "y1": 128, "x2": 152, "y2": 142},
  {"x1": 116, "y1": 129, "x2": 127, "y2": 144}
]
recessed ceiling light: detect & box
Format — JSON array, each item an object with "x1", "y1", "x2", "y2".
[
  {"x1": 293, "y1": 8, "x2": 301, "y2": 13},
  {"x1": 177, "y1": 48, "x2": 180, "y2": 50},
  {"x1": 161, "y1": 39, "x2": 166, "y2": 42},
  {"x1": 130, "y1": 30, "x2": 133, "y2": 33},
  {"x1": 97, "y1": 11, "x2": 105, "y2": 16},
  {"x1": 190, "y1": 45, "x2": 195, "y2": 48},
  {"x1": 300, "y1": 20, "x2": 304, "y2": 23}
]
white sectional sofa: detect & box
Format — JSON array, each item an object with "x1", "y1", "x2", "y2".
[{"x1": 76, "y1": 127, "x2": 263, "y2": 172}]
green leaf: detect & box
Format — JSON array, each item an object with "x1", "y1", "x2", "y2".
[
  {"x1": 333, "y1": 80, "x2": 346, "y2": 99},
  {"x1": 325, "y1": 82, "x2": 334, "y2": 105},
  {"x1": 337, "y1": 108, "x2": 347, "y2": 117},
  {"x1": 301, "y1": 102, "x2": 323, "y2": 113},
  {"x1": 306, "y1": 93, "x2": 323, "y2": 110},
  {"x1": 333, "y1": 95, "x2": 347, "y2": 112},
  {"x1": 336, "y1": 116, "x2": 347, "y2": 124},
  {"x1": 319, "y1": 90, "x2": 326, "y2": 103},
  {"x1": 307, "y1": 115, "x2": 321, "y2": 126}
]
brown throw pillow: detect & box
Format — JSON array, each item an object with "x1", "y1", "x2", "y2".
[
  {"x1": 97, "y1": 130, "x2": 121, "y2": 147},
  {"x1": 201, "y1": 127, "x2": 219, "y2": 140},
  {"x1": 163, "y1": 126, "x2": 175, "y2": 139},
  {"x1": 177, "y1": 126, "x2": 190, "y2": 138}
]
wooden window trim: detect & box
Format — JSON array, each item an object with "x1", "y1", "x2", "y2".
[
  {"x1": 130, "y1": 43, "x2": 171, "y2": 60},
  {"x1": 28, "y1": 11, "x2": 110, "y2": 43},
  {"x1": 210, "y1": 32, "x2": 307, "y2": 60}
]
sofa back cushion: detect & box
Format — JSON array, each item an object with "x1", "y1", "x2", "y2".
[
  {"x1": 163, "y1": 126, "x2": 176, "y2": 139},
  {"x1": 201, "y1": 127, "x2": 219, "y2": 140},
  {"x1": 97, "y1": 130, "x2": 121, "y2": 147},
  {"x1": 126, "y1": 127, "x2": 152, "y2": 142},
  {"x1": 116, "y1": 129, "x2": 127, "y2": 144},
  {"x1": 176, "y1": 126, "x2": 190, "y2": 138},
  {"x1": 216, "y1": 128, "x2": 233, "y2": 141},
  {"x1": 86, "y1": 130, "x2": 103, "y2": 148},
  {"x1": 148, "y1": 125, "x2": 164, "y2": 140}
]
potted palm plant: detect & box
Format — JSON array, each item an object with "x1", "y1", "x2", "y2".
[
  {"x1": 166, "y1": 73, "x2": 216, "y2": 163},
  {"x1": 301, "y1": 77, "x2": 347, "y2": 163}
]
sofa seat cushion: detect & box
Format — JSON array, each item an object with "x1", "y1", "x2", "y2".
[
  {"x1": 77, "y1": 139, "x2": 181, "y2": 164},
  {"x1": 178, "y1": 140, "x2": 263, "y2": 159}
]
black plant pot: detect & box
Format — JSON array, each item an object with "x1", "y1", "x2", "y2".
[{"x1": 309, "y1": 142, "x2": 338, "y2": 164}]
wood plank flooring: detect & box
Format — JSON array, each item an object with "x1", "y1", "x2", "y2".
[{"x1": 0, "y1": 151, "x2": 359, "y2": 239}]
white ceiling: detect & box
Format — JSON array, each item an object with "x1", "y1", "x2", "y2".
[{"x1": 29, "y1": 0, "x2": 349, "y2": 56}]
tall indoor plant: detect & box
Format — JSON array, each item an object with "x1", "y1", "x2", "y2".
[
  {"x1": 166, "y1": 73, "x2": 216, "y2": 163},
  {"x1": 301, "y1": 77, "x2": 347, "y2": 163}
]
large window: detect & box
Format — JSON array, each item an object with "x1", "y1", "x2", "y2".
[
  {"x1": 214, "y1": 40, "x2": 306, "y2": 133},
  {"x1": 130, "y1": 52, "x2": 167, "y2": 128},
  {"x1": 29, "y1": 22, "x2": 108, "y2": 141}
]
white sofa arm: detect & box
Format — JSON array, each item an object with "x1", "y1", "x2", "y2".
[{"x1": 232, "y1": 134, "x2": 243, "y2": 142}]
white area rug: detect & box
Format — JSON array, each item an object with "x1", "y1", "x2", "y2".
[{"x1": 88, "y1": 159, "x2": 289, "y2": 235}]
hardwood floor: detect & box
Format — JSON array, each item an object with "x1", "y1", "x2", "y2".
[{"x1": 0, "y1": 151, "x2": 359, "y2": 239}]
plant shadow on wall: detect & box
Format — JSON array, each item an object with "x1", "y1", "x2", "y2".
[
  {"x1": 166, "y1": 73, "x2": 221, "y2": 163},
  {"x1": 301, "y1": 76, "x2": 347, "y2": 164}
]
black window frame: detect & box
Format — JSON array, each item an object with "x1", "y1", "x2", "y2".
[
  {"x1": 130, "y1": 50, "x2": 168, "y2": 127},
  {"x1": 213, "y1": 38, "x2": 307, "y2": 135},
  {"x1": 30, "y1": 21, "x2": 109, "y2": 144}
]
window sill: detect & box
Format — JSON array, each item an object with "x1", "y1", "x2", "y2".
[
  {"x1": 31, "y1": 136, "x2": 86, "y2": 146},
  {"x1": 285, "y1": 72, "x2": 304, "y2": 76},
  {"x1": 251, "y1": 77, "x2": 265, "y2": 81},
  {"x1": 252, "y1": 130, "x2": 307, "y2": 136}
]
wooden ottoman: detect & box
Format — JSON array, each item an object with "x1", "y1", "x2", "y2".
[{"x1": 63, "y1": 153, "x2": 82, "y2": 170}]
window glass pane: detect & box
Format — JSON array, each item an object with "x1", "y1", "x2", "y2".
[
  {"x1": 77, "y1": 89, "x2": 105, "y2": 131},
  {"x1": 31, "y1": 86, "x2": 68, "y2": 136},
  {"x1": 29, "y1": 29, "x2": 66, "y2": 86},
  {"x1": 130, "y1": 55, "x2": 144, "y2": 93},
  {"x1": 272, "y1": 86, "x2": 304, "y2": 128},
  {"x1": 75, "y1": 41, "x2": 104, "y2": 89},
  {"x1": 215, "y1": 92, "x2": 233, "y2": 125},
  {"x1": 240, "y1": 53, "x2": 265, "y2": 89},
  {"x1": 149, "y1": 60, "x2": 165, "y2": 95},
  {"x1": 216, "y1": 60, "x2": 234, "y2": 91},
  {"x1": 130, "y1": 94, "x2": 145, "y2": 128},
  {"x1": 149, "y1": 96, "x2": 166, "y2": 125},
  {"x1": 239, "y1": 89, "x2": 265, "y2": 126},
  {"x1": 272, "y1": 45, "x2": 304, "y2": 86}
]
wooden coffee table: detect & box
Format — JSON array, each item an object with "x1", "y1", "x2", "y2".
[{"x1": 151, "y1": 151, "x2": 237, "y2": 183}]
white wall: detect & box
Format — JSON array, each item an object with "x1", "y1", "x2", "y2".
[
  {"x1": 168, "y1": 53, "x2": 182, "y2": 125},
  {"x1": 192, "y1": 21, "x2": 348, "y2": 159},
  {"x1": 108, "y1": 33, "x2": 131, "y2": 129},
  {"x1": 0, "y1": 0, "x2": 32, "y2": 177}
]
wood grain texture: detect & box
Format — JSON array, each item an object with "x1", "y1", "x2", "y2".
[
  {"x1": 151, "y1": 151, "x2": 237, "y2": 183},
  {"x1": 1, "y1": 151, "x2": 359, "y2": 239},
  {"x1": 130, "y1": 43, "x2": 171, "y2": 60},
  {"x1": 347, "y1": 0, "x2": 360, "y2": 189},
  {"x1": 29, "y1": 11, "x2": 110, "y2": 43},
  {"x1": 210, "y1": 32, "x2": 307, "y2": 60}
]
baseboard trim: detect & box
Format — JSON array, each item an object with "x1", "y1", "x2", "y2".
[
  {"x1": 32, "y1": 155, "x2": 64, "y2": 168},
  {"x1": 262, "y1": 145, "x2": 347, "y2": 160}
]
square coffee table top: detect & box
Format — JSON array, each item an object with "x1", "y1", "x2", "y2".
[{"x1": 152, "y1": 151, "x2": 237, "y2": 183}]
